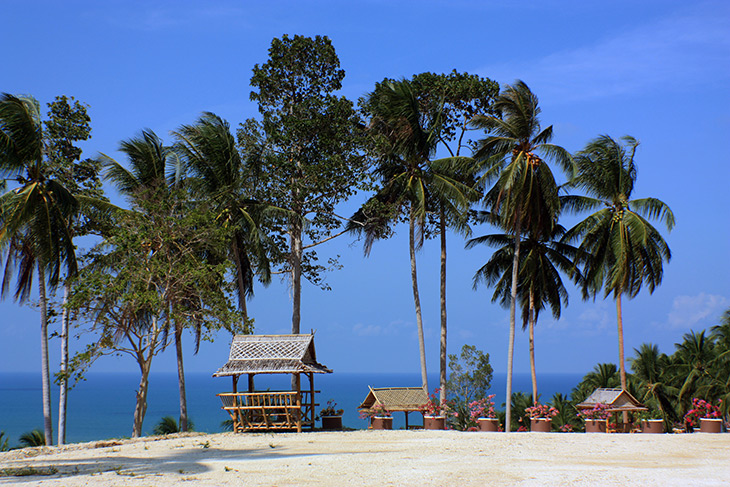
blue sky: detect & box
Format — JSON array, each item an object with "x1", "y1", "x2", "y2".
[{"x1": 1, "y1": 1, "x2": 729, "y2": 383}]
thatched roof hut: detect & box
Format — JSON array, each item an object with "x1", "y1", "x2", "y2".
[
  {"x1": 576, "y1": 388, "x2": 647, "y2": 412},
  {"x1": 213, "y1": 334, "x2": 331, "y2": 377},
  {"x1": 358, "y1": 387, "x2": 428, "y2": 429}
]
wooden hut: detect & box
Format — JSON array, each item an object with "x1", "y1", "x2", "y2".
[
  {"x1": 213, "y1": 334, "x2": 332, "y2": 432},
  {"x1": 577, "y1": 388, "x2": 647, "y2": 432},
  {"x1": 358, "y1": 386, "x2": 428, "y2": 429}
]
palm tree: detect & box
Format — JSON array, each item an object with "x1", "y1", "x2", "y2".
[
  {"x1": 351, "y1": 79, "x2": 474, "y2": 393},
  {"x1": 468, "y1": 223, "x2": 581, "y2": 401},
  {"x1": 629, "y1": 343, "x2": 679, "y2": 423},
  {"x1": 571, "y1": 363, "x2": 621, "y2": 403},
  {"x1": 172, "y1": 112, "x2": 273, "y2": 325},
  {"x1": 671, "y1": 330, "x2": 717, "y2": 413},
  {"x1": 563, "y1": 135, "x2": 674, "y2": 408},
  {"x1": 471, "y1": 80, "x2": 573, "y2": 431},
  {"x1": 0, "y1": 94, "x2": 79, "y2": 446}
]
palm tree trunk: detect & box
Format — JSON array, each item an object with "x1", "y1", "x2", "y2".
[
  {"x1": 505, "y1": 218, "x2": 522, "y2": 432},
  {"x1": 58, "y1": 281, "x2": 70, "y2": 445},
  {"x1": 38, "y1": 264, "x2": 53, "y2": 446},
  {"x1": 409, "y1": 208, "x2": 428, "y2": 393},
  {"x1": 174, "y1": 326, "x2": 188, "y2": 432},
  {"x1": 439, "y1": 206, "x2": 447, "y2": 406},
  {"x1": 616, "y1": 292, "x2": 629, "y2": 424},
  {"x1": 231, "y1": 242, "x2": 249, "y2": 322},
  {"x1": 529, "y1": 288, "x2": 537, "y2": 402}
]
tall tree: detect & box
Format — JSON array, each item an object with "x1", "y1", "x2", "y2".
[
  {"x1": 471, "y1": 80, "x2": 573, "y2": 431},
  {"x1": 237, "y1": 35, "x2": 369, "y2": 343},
  {"x1": 468, "y1": 224, "x2": 581, "y2": 401},
  {"x1": 408, "y1": 71, "x2": 498, "y2": 404},
  {"x1": 351, "y1": 79, "x2": 475, "y2": 392},
  {"x1": 563, "y1": 135, "x2": 674, "y2": 416},
  {"x1": 43, "y1": 95, "x2": 101, "y2": 445},
  {"x1": 0, "y1": 93, "x2": 79, "y2": 445}
]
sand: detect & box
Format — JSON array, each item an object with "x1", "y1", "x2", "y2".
[{"x1": 1, "y1": 430, "x2": 728, "y2": 486}]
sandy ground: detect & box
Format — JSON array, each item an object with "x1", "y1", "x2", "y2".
[{"x1": 1, "y1": 430, "x2": 728, "y2": 486}]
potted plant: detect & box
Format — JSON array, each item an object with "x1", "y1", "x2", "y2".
[
  {"x1": 637, "y1": 409, "x2": 664, "y2": 434},
  {"x1": 318, "y1": 399, "x2": 344, "y2": 431},
  {"x1": 525, "y1": 403, "x2": 559, "y2": 432},
  {"x1": 577, "y1": 403, "x2": 610, "y2": 433},
  {"x1": 469, "y1": 395, "x2": 499, "y2": 432},
  {"x1": 684, "y1": 398, "x2": 723, "y2": 433},
  {"x1": 360, "y1": 402, "x2": 393, "y2": 430},
  {"x1": 421, "y1": 388, "x2": 449, "y2": 430}
]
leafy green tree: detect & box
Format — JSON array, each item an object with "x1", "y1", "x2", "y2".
[
  {"x1": 69, "y1": 188, "x2": 240, "y2": 437},
  {"x1": 445, "y1": 344, "x2": 493, "y2": 430},
  {"x1": 571, "y1": 363, "x2": 621, "y2": 404},
  {"x1": 0, "y1": 94, "x2": 80, "y2": 445},
  {"x1": 468, "y1": 225, "x2": 581, "y2": 402},
  {"x1": 563, "y1": 135, "x2": 674, "y2": 406},
  {"x1": 237, "y1": 35, "x2": 369, "y2": 340},
  {"x1": 0, "y1": 431, "x2": 9, "y2": 451},
  {"x1": 43, "y1": 95, "x2": 101, "y2": 445},
  {"x1": 471, "y1": 80, "x2": 573, "y2": 431},
  {"x1": 549, "y1": 392, "x2": 580, "y2": 432},
  {"x1": 710, "y1": 309, "x2": 730, "y2": 416}
]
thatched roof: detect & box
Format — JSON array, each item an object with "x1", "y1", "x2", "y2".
[
  {"x1": 576, "y1": 388, "x2": 647, "y2": 412},
  {"x1": 358, "y1": 387, "x2": 428, "y2": 412},
  {"x1": 213, "y1": 334, "x2": 332, "y2": 377}
]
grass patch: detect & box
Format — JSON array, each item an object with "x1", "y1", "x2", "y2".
[{"x1": 0, "y1": 466, "x2": 58, "y2": 477}]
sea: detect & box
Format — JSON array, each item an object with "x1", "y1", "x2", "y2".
[{"x1": 0, "y1": 371, "x2": 584, "y2": 447}]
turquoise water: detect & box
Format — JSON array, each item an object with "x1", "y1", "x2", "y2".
[{"x1": 0, "y1": 371, "x2": 583, "y2": 447}]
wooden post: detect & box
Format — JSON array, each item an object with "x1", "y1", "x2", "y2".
[
  {"x1": 405, "y1": 411, "x2": 409, "y2": 430},
  {"x1": 309, "y1": 372, "x2": 315, "y2": 430},
  {"x1": 248, "y1": 373, "x2": 255, "y2": 392},
  {"x1": 296, "y1": 373, "x2": 302, "y2": 433},
  {"x1": 232, "y1": 375, "x2": 238, "y2": 393}
]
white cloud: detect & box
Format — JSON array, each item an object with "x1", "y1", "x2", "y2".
[
  {"x1": 478, "y1": 6, "x2": 730, "y2": 102},
  {"x1": 664, "y1": 293, "x2": 729, "y2": 330},
  {"x1": 351, "y1": 320, "x2": 410, "y2": 337}
]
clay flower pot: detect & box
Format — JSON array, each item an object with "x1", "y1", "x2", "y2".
[
  {"x1": 321, "y1": 415, "x2": 343, "y2": 431},
  {"x1": 477, "y1": 418, "x2": 499, "y2": 432},
  {"x1": 423, "y1": 415, "x2": 446, "y2": 430},
  {"x1": 584, "y1": 419, "x2": 607, "y2": 433},
  {"x1": 530, "y1": 418, "x2": 552, "y2": 432},
  {"x1": 699, "y1": 418, "x2": 722, "y2": 433},
  {"x1": 371, "y1": 416, "x2": 393, "y2": 430},
  {"x1": 641, "y1": 419, "x2": 664, "y2": 434}
]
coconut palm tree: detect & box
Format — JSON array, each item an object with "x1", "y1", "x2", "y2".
[
  {"x1": 563, "y1": 135, "x2": 674, "y2": 407},
  {"x1": 0, "y1": 94, "x2": 80, "y2": 446},
  {"x1": 471, "y1": 80, "x2": 573, "y2": 431},
  {"x1": 172, "y1": 112, "x2": 273, "y2": 324},
  {"x1": 351, "y1": 79, "x2": 476, "y2": 394},
  {"x1": 468, "y1": 223, "x2": 582, "y2": 402}
]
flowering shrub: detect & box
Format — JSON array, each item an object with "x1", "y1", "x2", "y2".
[
  {"x1": 468, "y1": 395, "x2": 497, "y2": 420},
  {"x1": 359, "y1": 401, "x2": 391, "y2": 419},
  {"x1": 524, "y1": 402, "x2": 559, "y2": 419},
  {"x1": 320, "y1": 399, "x2": 344, "y2": 417},
  {"x1": 683, "y1": 398, "x2": 722, "y2": 428},
  {"x1": 559, "y1": 424, "x2": 574, "y2": 432},
  {"x1": 577, "y1": 403, "x2": 611, "y2": 420},
  {"x1": 421, "y1": 388, "x2": 450, "y2": 417}
]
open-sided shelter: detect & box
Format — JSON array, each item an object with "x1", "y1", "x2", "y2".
[
  {"x1": 358, "y1": 386, "x2": 428, "y2": 429},
  {"x1": 213, "y1": 334, "x2": 332, "y2": 432},
  {"x1": 576, "y1": 388, "x2": 647, "y2": 413}
]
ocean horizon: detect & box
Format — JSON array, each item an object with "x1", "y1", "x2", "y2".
[{"x1": 0, "y1": 371, "x2": 584, "y2": 447}]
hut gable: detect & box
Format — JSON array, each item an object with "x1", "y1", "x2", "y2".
[
  {"x1": 576, "y1": 388, "x2": 647, "y2": 412},
  {"x1": 213, "y1": 334, "x2": 332, "y2": 376},
  {"x1": 358, "y1": 387, "x2": 428, "y2": 412}
]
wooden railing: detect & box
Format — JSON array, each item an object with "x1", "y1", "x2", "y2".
[{"x1": 218, "y1": 391, "x2": 318, "y2": 433}]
